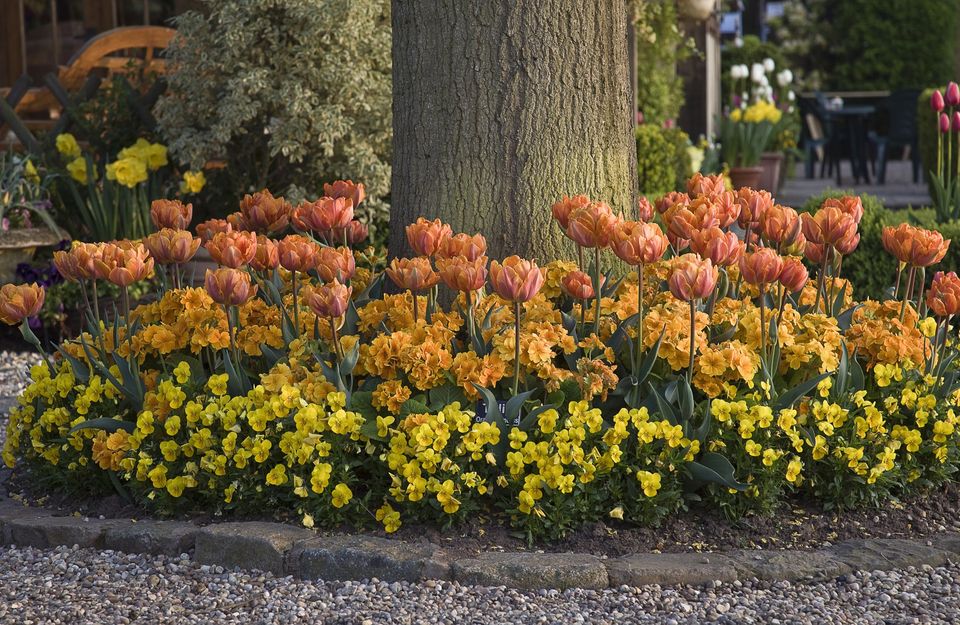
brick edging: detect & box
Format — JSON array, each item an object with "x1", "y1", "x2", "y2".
[{"x1": 2, "y1": 495, "x2": 957, "y2": 590}]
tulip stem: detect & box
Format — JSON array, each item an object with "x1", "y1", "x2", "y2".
[
  {"x1": 915, "y1": 267, "x2": 927, "y2": 318},
  {"x1": 91, "y1": 279, "x2": 101, "y2": 328},
  {"x1": 635, "y1": 265, "x2": 644, "y2": 373},
  {"x1": 937, "y1": 315, "x2": 951, "y2": 377},
  {"x1": 330, "y1": 316, "x2": 343, "y2": 362},
  {"x1": 893, "y1": 263, "x2": 904, "y2": 299},
  {"x1": 291, "y1": 270, "x2": 300, "y2": 337},
  {"x1": 593, "y1": 246, "x2": 602, "y2": 341},
  {"x1": 223, "y1": 304, "x2": 237, "y2": 359},
  {"x1": 412, "y1": 291, "x2": 418, "y2": 323},
  {"x1": 466, "y1": 291, "x2": 476, "y2": 348},
  {"x1": 513, "y1": 301, "x2": 522, "y2": 397},
  {"x1": 759, "y1": 285, "x2": 767, "y2": 370},
  {"x1": 776, "y1": 284, "x2": 787, "y2": 328},
  {"x1": 813, "y1": 248, "x2": 829, "y2": 314},
  {"x1": 901, "y1": 266, "x2": 917, "y2": 322},
  {"x1": 687, "y1": 299, "x2": 696, "y2": 385}
]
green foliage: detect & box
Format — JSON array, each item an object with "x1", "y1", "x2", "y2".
[
  {"x1": 0, "y1": 151, "x2": 62, "y2": 235},
  {"x1": 155, "y1": 0, "x2": 392, "y2": 233},
  {"x1": 632, "y1": 0, "x2": 696, "y2": 124},
  {"x1": 767, "y1": 0, "x2": 830, "y2": 91},
  {"x1": 69, "y1": 74, "x2": 163, "y2": 162},
  {"x1": 636, "y1": 125, "x2": 692, "y2": 198},
  {"x1": 826, "y1": 0, "x2": 960, "y2": 91},
  {"x1": 717, "y1": 116, "x2": 772, "y2": 168}
]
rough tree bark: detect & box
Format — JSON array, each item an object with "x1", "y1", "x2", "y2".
[{"x1": 389, "y1": 0, "x2": 637, "y2": 261}]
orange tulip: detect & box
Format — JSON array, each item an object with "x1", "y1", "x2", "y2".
[
  {"x1": 437, "y1": 232, "x2": 487, "y2": 261},
  {"x1": 316, "y1": 246, "x2": 357, "y2": 283},
  {"x1": 278, "y1": 235, "x2": 320, "y2": 273},
  {"x1": 927, "y1": 271, "x2": 960, "y2": 317},
  {"x1": 834, "y1": 230, "x2": 860, "y2": 257},
  {"x1": 406, "y1": 217, "x2": 453, "y2": 257},
  {"x1": 739, "y1": 248, "x2": 784, "y2": 287},
  {"x1": 668, "y1": 254, "x2": 718, "y2": 302},
  {"x1": 204, "y1": 268, "x2": 257, "y2": 306},
  {"x1": 323, "y1": 180, "x2": 366, "y2": 209},
  {"x1": 144, "y1": 228, "x2": 201, "y2": 265},
  {"x1": 713, "y1": 190, "x2": 741, "y2": 229},
  {"x1": 293, "y1": 196, "x2": 354, "y2": 233},
  {"x1": 96, "y1": 243, "x2": 153, "y2": 287},
  {"x1": 238, "y1": 190, "x2": 292, "y2": 234},
  {"x1": 821, "y1": 195, "x2": 863, "y2": 224},
  {"x1": 150, "y1": 199, "x2": 192, "y2": 230},
  {"x1": 663, "y1": 197, "x2": 720, "y2": 241},
  {"x1": 800, "y1": 206, "x2": 858, "y2": 249},
  {"x1": 303, "y1": 279, "x2": 352, "y2": 318},
  {"x1": 53, "y1": 249, "x2": 83, "y2": 281},
  {"x1": 91, "y1": 243, "x2": 123, "y2": 281},
  {"x1": 686, "y1": 172, "x2": 727, "y2": 198},
  {"x1": 386, "y1": 257, "x2": 440, "y2": 293},
  {"x1": 70, "y1": 242, "x2": 102, "y2": 279},
  {"x1": 637, "y1": 196, "x2": 655, "y2": 222},
  {"x1": 610, "y1": 221, "x2": 669, "y2": 266},
  {"x1": 655, "y1": 191, "x2": 690, "y2": 215},
  {"x1": 489, "y1": 256, "x2": 545, "y2": 303},
  {"x1": 566, "y1": 201, "x2": 619, "y2": 248},
  {"x1": 551, "y1": 195, "x2": 591, "y2": 230},
  {"x1": 735, "y1": 187, "x2": 773, "y2": 229},
  {"x1": 778, "y1": 256, "x2": 809, "y2": 293},
  {"x1": 759, "y1": 204, "x2": 804, "y2": 250},
  {"x1": 250, "y1": 236, "x2": 280, "y2": 272},
  {"x1": 206, "y1": 231, "x2": 258, "y2": 269},
  {"x1": 437, "y1": 256, "x2": 488, "y2": 292},
  {"x1": 0, "y1": 283, "x2": 45, "y2": 325},
  {"x1": 196, "y1": 218, "x2": 233, "y2": 243},
  {"x1": 804, "y1": 241, "x2": 827, "y2": 265},
  {"x1": 689, "y1": 227, "x2": 744, "y2": 267},
  {"x1": 561, "y1": 270, "x2": 603, "y2": 300},
  {"x1": 327, "y1": 220, "x2": 369, "y2": 246},
  {"x1": 882, "y1": 223, "x2": 950, "y2": 268}
]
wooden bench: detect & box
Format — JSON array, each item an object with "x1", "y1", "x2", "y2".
[{"x1": 1, "y1": 26, "x2": 175, "y2": 141}]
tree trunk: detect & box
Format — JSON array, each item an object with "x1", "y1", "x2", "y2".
[{"x1": 390, "y1": 0, "x2": 637, "y2": 261}]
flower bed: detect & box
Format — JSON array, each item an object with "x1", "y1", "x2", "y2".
[{"x1": 3, "y1": 175, "x2": 960, "y2": 541}]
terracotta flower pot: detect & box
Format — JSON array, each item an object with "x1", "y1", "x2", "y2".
[
  {"x1": 758, "y1": 152, "x2": 784, "y2": 193},
  {"x1": 728, "y1": 166, "x2": 764, "y2": 191},
  {"x1": 0, "y1": 227, "x2": 61, "y2": 284}
]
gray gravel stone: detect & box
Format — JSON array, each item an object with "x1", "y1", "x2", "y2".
[
  {"x1": 607, "y1": 552, "x2": 738, "y2": 587},
  {"x1": 292, "y1": 535, "x2": 450, "y2": 582},
  {"x1": 194, "y1": 522, "x2": 313, "y2": 575},
  {"x1": 452, "y1": 552, "x2": 609, "y2": 590}
]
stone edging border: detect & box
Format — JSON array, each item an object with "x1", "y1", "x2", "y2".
[{"x1": 2, "y1": 495, "x2": 959, "y2": 589}]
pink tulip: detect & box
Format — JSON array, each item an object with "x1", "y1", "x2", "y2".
[
  {"x1": 931, "y1": 89, "x2": 945, "y2": 112},
  {"x1": 947, "y1": 82, "x2": 960, "y2": 107},
  {"x1": 954, "y1": 111, "x2": 960, "y2": 133},
  {"x1": 941, "y1": 113, "x2": 951, "y2": 134}
]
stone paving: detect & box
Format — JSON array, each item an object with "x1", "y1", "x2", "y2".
[{"x1": 778, "y1": 160, "x2": 930, "y2": 209}]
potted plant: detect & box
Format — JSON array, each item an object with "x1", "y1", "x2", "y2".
[
  {"x1": 716, "y1": 112, "x2": 773, "y2": 189},
  {"x1": 0, "y1": 152, "x2": 64, "y2": 284}
]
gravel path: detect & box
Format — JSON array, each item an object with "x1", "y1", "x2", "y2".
[{"x1": 0, "y1": 545, "x2": 954, "y2": 624}]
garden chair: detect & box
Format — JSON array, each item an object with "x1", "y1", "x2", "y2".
[
  {"x1": 799, "y1": 97, "x2": 833, "y2": 179},
  {"x1": 867, "y1": 89, "x2": 922, "y2": 184}
]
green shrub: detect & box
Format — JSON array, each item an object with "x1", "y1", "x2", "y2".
[
  {"x1": 155, "y1": 0, "x2": 392, "y2": 233},
  {"x1": 633, "y1": 0, "x2": 695, "y2": 125},
  {"x1": 827, "y1": 0, "x2": 960, "y2": 91},
  {"x1": 636, "y1": 124, "x2": 691, "y2": 198}
]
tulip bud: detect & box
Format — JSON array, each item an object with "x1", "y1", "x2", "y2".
[
  {"x1": 0, "y1": 283, "x2": 45, "y2": 325},
  {"x1": 551, "y1": 195, "x2": 591, "y2": 230},
  {"x1": 315, "y1": 246, "x2": 356, "y2": 283},
  {"x1": 105, "y1": 244, "x2": 154, "y2": 288},
  {"x1": 405, "y1": 217, "x2": 453, "y2": 257},
  {"x1": 303, "y1": 279, "x2": 352, "y2": 319},
  {"x1": 150, "y1": 199, "x2": 192, "y2": 231},
  {"x1": 689, "y1": 227, "x2": 743, "y2": 267},
  {"x1": 292, "y1": 197, "x2": 354, "y2": 234},
  {"x1": 489, "y1": 256, "x2": 545, "y2": 303},
  {"x1": 636, "y1": 196, "x2": 655, "y2": 222},
  {"x1": 947, "y1": 82, "x2": 960, "y2": 107},
  {"x1": 566, "y1": 201, "x2": 619, "y2": 248},
  {"x1": 739, "y1": 248, "x2": 784, "y2": 287},
  {"x1": 686, "y1": 172, "x2": 726, "y2": 198},
  {"x1": 206, "y1": 231, "x2": 258, "y2": 269},
  {"x1": 927, "y1": 271, "x2": 960, "y2": 317},
  {"x1": 437, "y1": 232, "x2": 487, "y2": 261},
  {"x1": 205, "y1": 268, "x2": 257, "y2": 306},
  {"x1": 145, "y1": 229, "x2": 201, "y2": 265},
  {"x1": 239, "y1": 190, "x2": 291, "y2": 234},
  {"x1": 561, "y1": 270, "x2": 603, "y2": 300},
  {"x1": 53, "y1": 250, "x2": 83, "y2": 281},
  {"x1": 386, "y1": 257, "x2": 440, "y2": 293},
  {"x1": 668, "y1": 254, "x2": 717, "y2": 302},
  {"x1": 655, "y1": 191, "x2": 690, "y2": 215},
  {"x1": 196, "y1": 219, "x2": 233, "y2": 244},
  {"x1": 931, "y1": 89, "x2": 945, "y2": 112},
  {"x1": 941, "y1": 113, "x2": 951, "y2": 134},
  {"x1": 778, "y1": 257, "x2": 809, "y2": 293},
  {"x1": 610, "y1": 221, "x2": 669, "y2": 266},
  {"x1": 437, "y1": 256, "x2": 488, "y2": 292},
  {"x1": 278, "y1": 234, "x2": 320, "y2": 273},
  {"x1": 953, "y1": 111, "x2": 960, "y2": 133},
  {"x1": 323, "y1": 180, "x2": 366, "y2": 210},
  {"x1": 250, "y1": 236, "x2": 280, "y2": 272}
]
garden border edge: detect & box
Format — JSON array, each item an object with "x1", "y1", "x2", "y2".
[{"x1": 2, "y1": 493, "x2": 958, "y2": 590}]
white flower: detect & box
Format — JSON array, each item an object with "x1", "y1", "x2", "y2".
[
  {"x1": 751, "y1": 63, "x2": 766, "y2": 83},
  {"x1": 734, "y1": 37, "x2": 744, "y2": 48},
  {"x1": 787, "y1": 90, "x2": 796, "y2": 101},
  {"x1": 760, "y1": 74, "x2": 770, "y2": 87},
  {"x1": 777, "y1": 69, "x2": 794, "y2": 87},
  {"x1": 730, "y1": 65, "x2": 744, "y2": 80},
  {"x1": 763, "y1": 58, "x2": 776, "y2": 73}
]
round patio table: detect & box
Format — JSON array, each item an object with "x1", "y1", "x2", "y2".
[{"x1": 826, "y1": 105, "x2": 876, "y2": 185}]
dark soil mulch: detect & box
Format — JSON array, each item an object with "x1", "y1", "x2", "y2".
[{"x1": 6, "y1": 466, "x2": 960, "y2": 559}]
